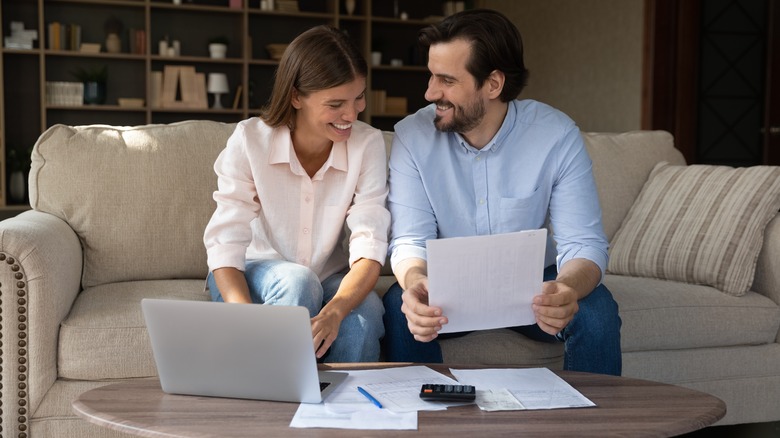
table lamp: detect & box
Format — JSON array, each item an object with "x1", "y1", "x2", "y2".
[{"x1": 207, "y1": 73, "x2": 229, "y2": 109}]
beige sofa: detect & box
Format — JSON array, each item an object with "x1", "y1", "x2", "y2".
[{"x1": 1, "y1": 120, "x2": 778, "y2": 437}]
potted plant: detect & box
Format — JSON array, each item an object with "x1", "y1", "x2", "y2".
[
  {"x1": 6, "y1": 145, "x2": 32, "y2": 203},
  {"x1": 71, "y1": 65, "x2": 108, "y2": 105},
  {"x1": 208, "y1": 36, "x2": 229, "y2": 59}
]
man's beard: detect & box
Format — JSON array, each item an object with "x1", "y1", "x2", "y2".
[{"x1": 433, "y1": 97, "x2": 485, "y2": 133}]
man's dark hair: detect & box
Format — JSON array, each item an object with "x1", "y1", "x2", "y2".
[{"x1": 418, "y1": 9, "x2": 529, "y2": 102}]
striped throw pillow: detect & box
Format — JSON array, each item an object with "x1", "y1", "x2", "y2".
[{"x1": 607, "y1": 162, "x2": 780, "y2": 296}]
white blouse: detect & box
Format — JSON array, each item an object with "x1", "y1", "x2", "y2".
[{"x1": 204, "y1": 117, "x2": 390, "y2": 281}]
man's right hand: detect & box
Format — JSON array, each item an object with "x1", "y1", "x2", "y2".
[{"x1": 400, "y1": 277, "x2": 448, "y2": 342}]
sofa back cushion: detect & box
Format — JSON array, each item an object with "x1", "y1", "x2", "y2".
[
  {"x1": 29, "y1": 121, "x2": 236, "y2": 288},
  {"x1": 582, "y1": 130, "x2": 686, "y2": 240}
]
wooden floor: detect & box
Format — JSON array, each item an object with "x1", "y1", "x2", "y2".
[{"x1": 680, "y1": 421, "x2": 780, "y2": 437}]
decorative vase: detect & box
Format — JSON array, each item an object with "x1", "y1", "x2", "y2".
[
  {"x1": 345, "y1": 0, "x2": 356, "y2": 15},
  {"x1": 83, "y1": 81, "x2": 107, "y2": 105},
  {"x1": 9, "y1": 171, "x2": 25, "y2": 203},
  {"x1": 105, "y1": 33, "x2": 121, "y2": 53}
]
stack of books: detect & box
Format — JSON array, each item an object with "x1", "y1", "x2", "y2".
[
  {"x1": 47, "y1": 21, "x2": 81, "y2": 51},
  {"x1": 369, "y1": 90, "x2": 407, "y2": 115},
  {"x1": 369, "y1": 90, "x2": 386, "y2": 114},
  {"x1": 45, "y1": 81, "x2": 84, "y2": 106},
  {"x1": 127, "y1": 28, "x2": 147, "y2": 55},
  {"x1": 275, "y1": 0, "x2": 299, "y2": 12},
  {"x1": 4, "y1": 22, "x2": 38, "y2": 49},
  {"x1": 151, "y1": 65, "x2": 207, "y2": 109}
]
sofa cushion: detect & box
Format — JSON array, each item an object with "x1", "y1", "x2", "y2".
[
  {"x1": 582, "y1": 130, "x2": 686, "y2": 241},
  {"x1": 58, "y1": 280, "x2": 209, "y2": 380},
  {"x1": 607, "y1": 162, "x2": 780, "y2": 296},
  {"x1": 606, "y1": 274, "x2": 780, "y2": 352},
  {"x1": 30, "y1": 121, "x2": 236, "y2": 288}
]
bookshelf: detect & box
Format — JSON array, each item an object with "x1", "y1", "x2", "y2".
[{"x1": 0, "y1": 0, "x2": 453, "y2": 210}]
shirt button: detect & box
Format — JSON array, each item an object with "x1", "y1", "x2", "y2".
[
  {"x1": 305, "y1": 196, "x2": 311, "y2": 202},
  {"x1": 479, "y1": 199, "x2": 485, "y2": 205},
  {"x1": 475, "y1": 156, "x2": 481, "y2": 161},
  {"x1": 303, "y1": 228, "x2": 309, "y2": 234}
]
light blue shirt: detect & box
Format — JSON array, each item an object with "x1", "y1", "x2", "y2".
[{"x1": 388, "y1": 99, "x2": 609, "y2": 276}]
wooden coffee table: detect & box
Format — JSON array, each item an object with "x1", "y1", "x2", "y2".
[{"x1": 72, "y1": 363, "x2": 725, "y2": 437}]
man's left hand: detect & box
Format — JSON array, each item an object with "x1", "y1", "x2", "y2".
[{"x1": 532, "y1": 280, "x2": 579, "y2": 335}]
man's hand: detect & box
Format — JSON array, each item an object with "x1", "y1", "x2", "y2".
[
  {"x1": 532, "y1": 280, "x2": 579, "y2": 335},
  {"x1": 401, "y1": 278, "x2": 448, "y2": 342}
]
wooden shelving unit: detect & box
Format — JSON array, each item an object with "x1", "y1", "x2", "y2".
[{"x1": 0, "y1": 0, "x2": 450, "y2": 210}]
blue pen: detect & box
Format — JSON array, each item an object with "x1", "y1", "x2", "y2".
[{"x1": 357, "y1": 386, "x2": 383, "y2": 408}]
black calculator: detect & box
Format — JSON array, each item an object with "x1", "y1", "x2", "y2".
[{"x1": 419, "y1": 384, "x2": 476, "y2": 402}]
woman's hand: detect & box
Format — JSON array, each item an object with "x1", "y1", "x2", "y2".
[{"x1": 310, "y1": 309, "x2": 343, "y2": 358}]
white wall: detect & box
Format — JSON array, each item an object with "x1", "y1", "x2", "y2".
[{"x1": 479, "y1": 0, "x2": 645, "y2": 132}]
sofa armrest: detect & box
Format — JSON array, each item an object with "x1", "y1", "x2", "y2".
[
  {"x1": 753, "y1": 214, "x2": 780, "y2": 342},
  {"x1": 0, "y1": 210, "x2": 82, "y2": 436}
]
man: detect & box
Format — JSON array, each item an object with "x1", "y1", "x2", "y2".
[{"x1": 382, "y1": 9, "x2": 622, "y2": 375}]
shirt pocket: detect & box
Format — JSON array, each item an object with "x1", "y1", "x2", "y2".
[{"x1": 497, "y1": 190, "x2": 540, "y2": 232}]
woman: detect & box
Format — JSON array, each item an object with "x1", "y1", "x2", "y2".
[{"x1": 203, "y1": 25, "x2": 390, "y2": 363}]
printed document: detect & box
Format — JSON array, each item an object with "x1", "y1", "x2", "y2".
[
  {"x1": 427, "y1": 229, "x2": 547, "y2": 333},
  {"x1": 290, "y1": 365, "x2": 464, "y2": 430},
  {"x1": 450, "y1": 367, "x2": 595, "y2": 410}
]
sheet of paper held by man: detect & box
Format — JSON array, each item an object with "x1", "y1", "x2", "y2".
[{"x1": 427, "y1": 229, "x2": 547, "y2": 333}]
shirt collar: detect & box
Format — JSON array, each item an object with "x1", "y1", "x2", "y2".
[
  {"x1": 268, "y1": 127, "x2": 348, "y2": 175},
  {"x1": 454, "y1": 101, "x2": 517, "y2": 154}
]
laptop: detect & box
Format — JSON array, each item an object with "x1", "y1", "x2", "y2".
[{"x1": 141, "y1": 298, "x2": 347, "y2": 403}]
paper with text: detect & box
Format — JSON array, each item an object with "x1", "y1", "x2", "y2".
[
  {"x1": 290, "y1": 366, "x2": 464, "y2": 430},
  {"x1": 450, "y1": 367, "x2": 595, "y2": 410},
  {"x1": 427, "y1": 229, "x2": 547, "y2": 333}
]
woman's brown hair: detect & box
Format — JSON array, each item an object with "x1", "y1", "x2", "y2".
[{"x1": 262, "y1": 25, "x2": 367, "y2": 128}]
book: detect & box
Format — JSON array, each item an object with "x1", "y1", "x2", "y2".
[
  {"x1": 48, "y1": 22, "x2": 60, "y2": 50},
  {"x1": 232, "y1": 84, "x2": 242, "y2": 109},
  {"x1": 160, "y1": 66, "x2": 181, "y2": 108},
  {"x1": 161, "y1": 65, "x2": 206, "y2": 109},
  {"x1": 193, "y1": 72, "x2": 208, "y2": 109},
  {"x1": 129, "y1": 28, "x2": 146, "y2": 55},
  {"x1": 150, "y1": 71, "x2": 163, "y2": 108}
]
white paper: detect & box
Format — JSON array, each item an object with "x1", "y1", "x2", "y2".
[
  {"x1": 290, "y1": 402, "x2": 417, "y2": 430},
  {"x1": 427, "y1": 229, "x2": 547, "y2": 333},
  {"x1": 450, "y1": 367, "x2": 595, "y2": 410},
  {"x1": 337, "y1": 365, "x2": 463, "y2": 413},
  {"x1": 290, "y1": 366, "x2": 464, "y2": 430},
  {"x1": 475, "y1": 388, "x2": 525, "y2": 411}
]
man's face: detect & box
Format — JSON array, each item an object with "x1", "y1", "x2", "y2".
[{"x1": 424, "y1": 39, "x2": 487, "y2": 134}]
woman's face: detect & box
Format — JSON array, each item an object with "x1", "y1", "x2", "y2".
[{"x1": 292, "y1": 77, "x2": 367, "y2": 144}]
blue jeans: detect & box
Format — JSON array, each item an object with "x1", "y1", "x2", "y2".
[
  {"x1": 207, "y1": 259, "x2": 385, "y2": 363},
  {"x1": 382, "y1": 265, "x2": 622, "y2": 375}
]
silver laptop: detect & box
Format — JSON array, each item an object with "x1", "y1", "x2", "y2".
[{"x1": 141, "y1": 298, "x2": 347, "y2": 403}]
